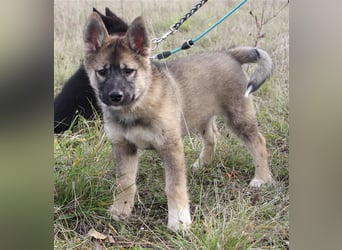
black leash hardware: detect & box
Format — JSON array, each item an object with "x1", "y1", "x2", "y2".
[
  {"x1": 155, "y1": 51, "x2": 172, "y2": 60},
  {"x1": 181, "y1": 40, "x2": 194, "y2": 50},
  {"x1": 153, "y1": 40, "x2": 194, "y2": 60}
]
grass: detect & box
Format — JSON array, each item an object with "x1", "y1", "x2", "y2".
[{"x1": 54, "y1": 0, "x2": 289, "y2": 249}]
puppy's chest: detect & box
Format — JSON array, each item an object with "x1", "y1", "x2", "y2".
[
  {"x1": 105, "y1": 117, "x2": 165, "y2": 149},
  {"x1": 124, "y1": 126, "x2": 164, "y2": 149}
]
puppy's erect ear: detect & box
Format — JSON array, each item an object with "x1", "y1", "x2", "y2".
[
  {"x1": 126, "y1": 16, "x2": 150, "y2": 56},
  {"x1": 83, "y1": 13, "x2": 109, "y2": 53}
]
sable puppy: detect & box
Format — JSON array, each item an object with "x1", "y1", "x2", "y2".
[
  {"x1": 83, "y1": 13, "x2": 274, "y2": 231},
  {"x1": 54, "y1": 8, "x2": 128, "y2": 133}
]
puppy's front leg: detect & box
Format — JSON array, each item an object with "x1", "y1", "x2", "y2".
[
  {"x1": 109, "y1": 139, "x2": 138, "y2": 220},
  {"x1": 159, "y1": 137, "x2": 191, "y2": 231}
]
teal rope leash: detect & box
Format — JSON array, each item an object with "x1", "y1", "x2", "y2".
[{"x1": 152, "y1": 0, "x2": 248, "y2": 60}]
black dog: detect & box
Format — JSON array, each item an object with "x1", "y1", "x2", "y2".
[{"x1": 54, "y1": 8, "x2": 128, "y2": 133}]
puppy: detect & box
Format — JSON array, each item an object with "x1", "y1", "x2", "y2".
[{"x1": 83, "y1": 13, "x2": 274, "y2": 231}]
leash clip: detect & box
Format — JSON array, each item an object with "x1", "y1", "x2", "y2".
[
  {"x1": 151, "y1": 38, "x2": 162, "y2": 51},
  {"x1": 151, "y1": 27, "x2": 178, "y2": 51},
  {"x1": 151, "y1": 30, "x2": 171, "y2": 50},
  {"x1": 168, "y1": 25, "x2": 178, "y2": 35}
]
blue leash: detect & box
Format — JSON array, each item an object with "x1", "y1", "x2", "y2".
[{"x1": 152, "y1": 0, "x2": 248, "y2": 60}]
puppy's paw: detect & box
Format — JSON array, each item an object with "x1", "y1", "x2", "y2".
[
  {"x1": 249, "y1": 174, "x2": 275, "y2": 188},
  {"x1": 192, "y1": 159, "x2": 209, "y2": 171},
  {"x1": 192, "y1": 159, "x2": 201, "y2": 170},
  {"x1": 109, "y1": 200, "x2": 134, "y2": 220},
  {"x1": 167, "y1": 206, "x2": 192, "y2": 231}
]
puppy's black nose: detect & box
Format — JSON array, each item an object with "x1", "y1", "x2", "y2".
[{"x1": 109, "y1": 91, "x2": 124, "y2": 103}]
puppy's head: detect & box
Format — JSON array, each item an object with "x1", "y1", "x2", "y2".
[{"x1": 83, "y1": 13, "x2": 151, "y2": 110}]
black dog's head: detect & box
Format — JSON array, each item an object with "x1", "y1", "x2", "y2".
[{"x1": 93, "y1": 7, "x2": 128, "y2": 35}]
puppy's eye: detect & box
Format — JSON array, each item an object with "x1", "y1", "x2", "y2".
[
  {"x1": 121, "y1": 68, "x2": 135, "y2": 77},
  {"x1": 96, "y1": 68, "x2": 107, "y2": 77}
]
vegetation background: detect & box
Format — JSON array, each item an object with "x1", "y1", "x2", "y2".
[{"x1": 54, "y1": 0, "x2": 289, "y2": 249}]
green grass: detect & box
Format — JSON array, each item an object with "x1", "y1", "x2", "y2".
[{"x1": 54, "y1": 0, "x2": 289, "y2": 249}]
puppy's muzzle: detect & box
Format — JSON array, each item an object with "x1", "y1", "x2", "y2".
[{"x1": 109, "y1": 90, "x2": 124, "y2": 104}]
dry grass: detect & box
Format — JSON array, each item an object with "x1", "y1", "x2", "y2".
[{"x1": 54, "y1": 0, "x2": 289, "y2": 249}]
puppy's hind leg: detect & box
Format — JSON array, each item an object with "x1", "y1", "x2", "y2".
[
  {"x1": 245, "y1": 130, "x2": 274, "y2": 187},
  {"x1": 224, "y1": 100, "x2": 274, "y2": 187},
  {"x1": 193, "y1": 116, "x2": 219, "y2": 170}
]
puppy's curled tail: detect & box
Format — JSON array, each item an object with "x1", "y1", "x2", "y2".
[{"x1": 228, "y1": 47, "x2": 273, "y2": 97}]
